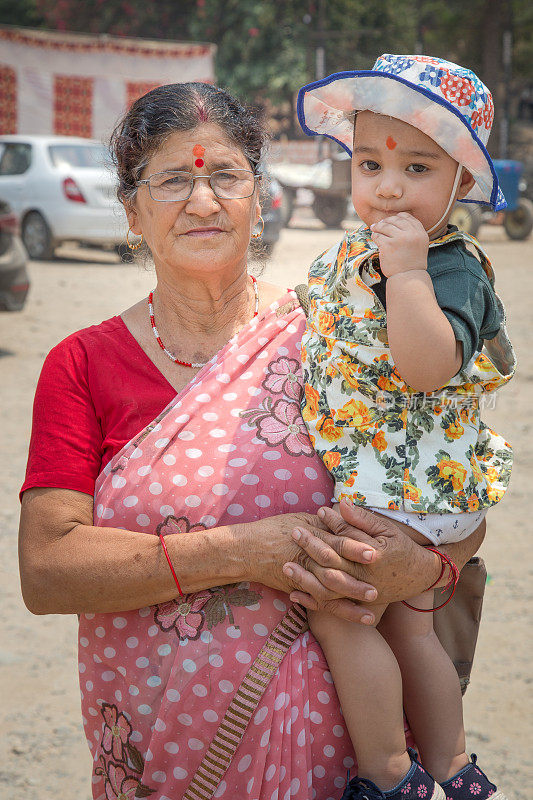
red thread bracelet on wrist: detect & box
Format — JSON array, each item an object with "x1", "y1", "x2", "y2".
[
  {"x1": 159, "y1": 533, "x2": 184, "y2": 598},
  {"x1": 402, "y1": 546, "x2": 459, "y2": 612}
]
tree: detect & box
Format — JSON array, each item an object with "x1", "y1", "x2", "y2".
[
  {"x1": 0, "y1": 0, "x2": 44, "y2": 27},
  {"x1": 189, "y1": 1, "x2": 309, "y2": 106},
  {"x1": 1, "y1": 0, "x2": 531, "y2": 143},
  {"x1": 32, "y1": 0, "x2": 194, "y2": 38}
]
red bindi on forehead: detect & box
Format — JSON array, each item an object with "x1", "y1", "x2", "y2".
[{"x1": 386, "y1": 136, "x2": 397, "y2": 150}]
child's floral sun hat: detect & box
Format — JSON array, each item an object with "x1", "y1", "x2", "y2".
[{"x1": 297, "y1": 54, "x2": 506, "y2": 210}]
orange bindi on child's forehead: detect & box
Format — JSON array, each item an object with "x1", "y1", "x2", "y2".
[{"x1": 386, "y1": 136, "x2": 397, "y2": 150}]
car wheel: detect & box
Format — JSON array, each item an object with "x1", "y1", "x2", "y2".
[
  {"x1": 22, "y1": 211, "x2": 55, "y2": 260},
  {"x1": 449, "y1": 204, "x2": 483, "y2": 237},
  {"x1": 312, "y1": 195, "x2": 347, "y2": 228},
  {"x1": 115, "y1": 243, "x2": 134, "y2": 262},
  {"x1": 503, "y1": 198, "x2": 533, "y2": 240},
  {"x1": 281, "y1": 188, "x2": 296, "y2": 227}
]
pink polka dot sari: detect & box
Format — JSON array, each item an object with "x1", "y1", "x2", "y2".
[{"x1": 81, "y1": 291, "x2": 411, "y2": 800}]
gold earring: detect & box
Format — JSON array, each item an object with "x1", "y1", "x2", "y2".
[
  {"x1": 251, "y1": 216, "x2": 264, "y2": 240},
  {"x1": 126, "y1": 229, "x2": 144, "y2": 250}
]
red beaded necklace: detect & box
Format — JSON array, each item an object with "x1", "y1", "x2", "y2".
[{"x1": 148, "y1": 275, "x2": 259, "y2": 368}]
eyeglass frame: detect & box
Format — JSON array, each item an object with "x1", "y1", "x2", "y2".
[{"x1": 135, "y1": 168, "x2": 262, "y2": 202}]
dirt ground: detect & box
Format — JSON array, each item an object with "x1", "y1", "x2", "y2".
[{"x1": 1, "y1": 214, "x2": 531, "y2": 799}]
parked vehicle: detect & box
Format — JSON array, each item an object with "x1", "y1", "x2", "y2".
[
  {"x1": 496, "y1": 160, "x2": 533, "y2": 240},
  {"x1": 449, "y1": 159, "x2": 533, "y2": 240},
  {"x1": 271, "y1": 144, "x2": 351, "y2": 228},
  {"x1": 0, "y1": 135, "x2": 127, "y2": 260},
  {"x1": 448, "y1": 203, "x2": 483, "y2": 237},
  {"x1": 0, "y1": 200, "x2": 29, "y2": 311},
  {"x1": 256, "y1": 171, "x2": 283, "y2": 256}
]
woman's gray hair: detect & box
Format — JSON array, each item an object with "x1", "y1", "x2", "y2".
[{"x1": 110, "y1": 82, "x2": 269, "y2": 206}]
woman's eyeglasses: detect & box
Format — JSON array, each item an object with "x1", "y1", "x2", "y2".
[{"x1": 136, "y1": 169, "x2": 261, "y2": 202}]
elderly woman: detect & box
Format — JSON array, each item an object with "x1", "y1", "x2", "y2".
[{"x1": 19, "y1": 83, "x2": 484, "y2": 800}]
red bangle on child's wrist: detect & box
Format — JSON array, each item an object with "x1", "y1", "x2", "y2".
[{"x1": 402, "y1": 546, "x2": 459, "y2": 613}]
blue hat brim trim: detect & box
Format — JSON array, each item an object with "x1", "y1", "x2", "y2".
[{"x1": 297, "y1": 70, "x2": 506, "y2": 212}]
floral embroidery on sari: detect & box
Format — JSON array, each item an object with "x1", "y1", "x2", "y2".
[
  {"x1": 156, "y1": 514, "x2": 207, "y2": 536},
  {"x1": 154, "y1": 583, "x2": 263, "y2": 640},
  {"x1": 261, "y1": 355, "x2": 302, "y2": 401},
  {"x1": 101, "y1": 703, "x2": 132, "y2": 761},
  {"x1": 202, "y1": 584, "x2": 263, "y2": 629},
  {"x1": 154, "y1": 592, "x2": 212, "y2": 640},
  {"x1": 240, "y1": 355, "x2": 315, "y2": 456},
  {"x1": 96, "y1": 703, "x2": 155, "y2": 798}
]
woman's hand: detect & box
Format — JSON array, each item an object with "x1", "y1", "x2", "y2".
[
  {"x1": 282, "y1": 503, "x2": 444, "y2": 623},
  {"x1": 246, "y1": 509, "x2": 382, "y2": 624}
]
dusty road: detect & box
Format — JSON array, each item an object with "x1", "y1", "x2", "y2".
[{"x1": 1, "y1": 216, "x2": 531, "y2": 798}]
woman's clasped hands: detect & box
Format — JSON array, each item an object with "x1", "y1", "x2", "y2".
[{"x1": 274, "y1": 501, "x2": 440, "y2": 624}]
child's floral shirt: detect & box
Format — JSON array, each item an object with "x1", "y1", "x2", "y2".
[{"x1": 301, "y1": 226, "x2": 515, "y2": 513}]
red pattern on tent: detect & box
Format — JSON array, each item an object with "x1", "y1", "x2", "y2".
[
  {"x1": 0, "y1": 28, "x2": 213, "y2": 59},
  {"x1": 126, "y1": 81, "x2": 161, "y2": 108},
  {"x1": 0, "y1": 66, "x2": 17, "y2": 134},
  {"x1": 54, "y1": 75, "x2": 93, "y2": 137}
]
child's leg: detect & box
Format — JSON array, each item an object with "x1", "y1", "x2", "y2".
[
  {"x1": 308, "y1": 606, "x2": 412, "y2": 790},
  {"x1": 379, "y1": 593, "x2": 469, "y2": 783}
]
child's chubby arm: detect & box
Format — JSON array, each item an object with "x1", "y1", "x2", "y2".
[{"x1": 371, "y1": 212, "x2": 462, "y2": 392}]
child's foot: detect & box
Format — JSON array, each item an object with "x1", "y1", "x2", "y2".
[
  {"x1": 440, "y1": 755, "x2": 507, "y2": 800},
  {"x1": 340, "y1": 749, "x2": 444, "y2": 800}
]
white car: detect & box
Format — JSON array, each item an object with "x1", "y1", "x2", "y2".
[{"x1": 0, "y1": 135, "x2": 128, "y2": 259}]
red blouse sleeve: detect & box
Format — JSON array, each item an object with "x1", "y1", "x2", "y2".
[{"x1": 21, "y1": 334, "x2": 104, "y2": 498}]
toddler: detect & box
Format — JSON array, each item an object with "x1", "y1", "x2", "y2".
[{"x1": 297, "y1": 55, "x2": 515, "y2": 800}]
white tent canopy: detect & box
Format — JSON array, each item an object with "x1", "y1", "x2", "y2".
[{"x1": 0, "y1": 27, "x2": 216, "y2": 140}]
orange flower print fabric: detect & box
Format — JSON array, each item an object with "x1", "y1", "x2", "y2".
[{"x1": 301, "y1": 227, "x2": 516, "y2": 513}]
